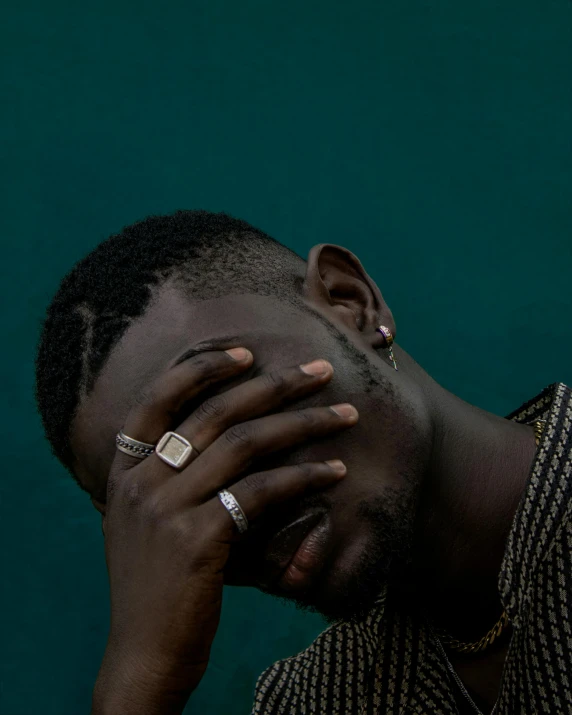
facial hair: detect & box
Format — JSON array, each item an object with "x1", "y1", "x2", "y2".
[{"x1": 268, "y1": 476, "x2": 420, "y2": 624}]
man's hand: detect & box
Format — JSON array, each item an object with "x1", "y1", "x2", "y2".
[{"x1": 91, "y1": 348, "x2": 358, "y2": 714}]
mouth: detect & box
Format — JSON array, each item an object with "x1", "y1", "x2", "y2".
[{"x1": 255, "y1": 509, "x2": 332, "y2": 594}]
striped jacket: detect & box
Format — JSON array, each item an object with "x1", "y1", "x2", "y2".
[{"x1": 252, "y1": 383, "x2": 572, "y2": 714}]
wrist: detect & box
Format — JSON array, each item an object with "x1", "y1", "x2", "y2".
[
  {"x1": 92, "y1": 686, "x2": 187, "y2": 715},
  {"x1": 92, "y1": 644, "x2": 201, "y2": 715},
  {"x1": 92, "y1": 675, "x2": 190, "y2": 715},
  {"x1": 92, "y1": 688, "x2": 188, "y2": 715}
]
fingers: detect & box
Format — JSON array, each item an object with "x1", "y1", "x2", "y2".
[
  {"x1": 165, "y1": 402, "x2": 359, "y2": 501},
  {"x1": 172, "y1": 359, "x2": 334, "y2": 453},
  {"x1": 113, "y1": 355, "x2": 335, "y2": 479},
  {"x1": 207, "y1": 460, "x2": 347, "y2": 538},
  {"x1": 111, "y1": 347, "x2": 253, "y2": 474},
  {"x1": 110, "y1": 348, "x2": 358, "y2": 525}
]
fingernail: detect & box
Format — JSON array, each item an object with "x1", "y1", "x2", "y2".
[
  {"x1": 330, "y1": 403, "x2": 359, "y2": 421},
  {"x1": 325, "y1": 459, "x2": 347, "y2": 475},
  {"x1": 225, "y1": 347, "x2": 252, "y2": 362},
  {"x1": 300, "y1": 359, "x2": 331, "y2": 377}
]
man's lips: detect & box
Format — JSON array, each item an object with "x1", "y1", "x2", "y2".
[{"x1": 254, "y1": 510, "x2": 326, "y2": 590}]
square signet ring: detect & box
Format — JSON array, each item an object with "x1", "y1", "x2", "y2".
[{"x1": 155, "y1": 431, "x2": 197, "y2": 470}]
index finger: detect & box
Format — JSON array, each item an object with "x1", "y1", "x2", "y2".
[{"x1": 115, "y1": 347, "x2": 253, "y2": 471}]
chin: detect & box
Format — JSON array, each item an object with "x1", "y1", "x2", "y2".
[
  {"x1": 283, "y1": 506, "x2": 416, "y2": 623},
  {"x1": 283, "y1": 545, "x2": 395, "y2": 624},
  {"x1": 263, "y1": 481, "x2": 418, "y2": 622}
]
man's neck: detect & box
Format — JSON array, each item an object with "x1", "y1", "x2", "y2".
[{"x1": 408, "y1": 386, "x2": 538, "y2": 640}]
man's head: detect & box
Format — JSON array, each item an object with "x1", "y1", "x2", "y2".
[{"x1": 36, "y1": 209, "x2": 435, "y2": 621}]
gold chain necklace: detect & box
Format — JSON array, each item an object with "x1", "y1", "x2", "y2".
[{"x1": 435, "y1": 418, "x2": 546, "y2": 655}]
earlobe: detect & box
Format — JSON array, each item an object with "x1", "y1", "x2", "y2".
[{"x1": 303, "y1": 243, "x2": 396, "y2": 343}]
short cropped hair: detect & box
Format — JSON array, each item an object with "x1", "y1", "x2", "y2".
[{"x1": 35, "y1": 210, "x2": 303, "y2": 483}]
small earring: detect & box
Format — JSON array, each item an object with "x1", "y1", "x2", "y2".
[{"x1": 376, "y1": 325, "x2": 398, "y2": 371}]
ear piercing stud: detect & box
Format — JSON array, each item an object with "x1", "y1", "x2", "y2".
[{"x1": 376, "y1": 325, "x2": 398, "y2": 371}]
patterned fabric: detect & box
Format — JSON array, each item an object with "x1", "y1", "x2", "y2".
[{"x1": 252, "y1": 383, "x2": 572, "y2": 715}]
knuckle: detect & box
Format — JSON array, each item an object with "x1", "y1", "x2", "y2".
[
  {"x1": 124, "y1": 479, "x2": 145, "y2": 509},
  {"x1": 293, "y1": 462, "x2": 314, "y2": 481},
  {"x1": 195, "y1": 394, "x2": 228, "y2": 424},
  {"x1": 142, "y1": 492, "x2": 170, "y2": 525},
  {"x1": 243, "y1": 470, "x2": 269, "y2": 496},
  {"x1": 263, "y1": 369, "x2": 287, "y2": 393},
  {"x1": 134, "y1": 386, "x2": 157, "y2": 409},
  {"x1": 113, "y1": 473, "x2": 145, "y2": 510},
  {"x1": 164, "y1": 512, "x2": 193, "y2": 545},
  {"x1": 294, "y1": 408, "x2": 316, "y2": 427},
  {"x1": 202, "y1": 511, "x2": 232, "y2": 544},
  {"x1": 224, "y1": 423, "x2": 254, "y2": 449},
  {"x1": 190, "y1": 354, "x2": 220, "y2": 386}
]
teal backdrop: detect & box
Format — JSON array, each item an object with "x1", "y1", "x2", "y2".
[{"x1": 1, "y1": 1, "x2": 571, "y2": 713}]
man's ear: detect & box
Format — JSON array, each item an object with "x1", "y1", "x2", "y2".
[{"x1": 303, "y1": 244, "x2": 395, "y2": 344}]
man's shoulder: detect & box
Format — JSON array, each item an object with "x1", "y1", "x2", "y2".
[
  {"x1": 252, "y1": 590, "x2": 388, "y2": 715},
  {"x1": 500, "y1": 381, "x2": 572, "y2": 623}
]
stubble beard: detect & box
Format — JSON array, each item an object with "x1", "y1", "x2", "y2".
[{"x1": 271, "y1": 476, "x2": 420, "y2": 624}]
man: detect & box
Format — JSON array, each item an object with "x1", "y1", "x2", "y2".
[{"x1": 35, "y1": 210, "x2": 572, "y2": 715}]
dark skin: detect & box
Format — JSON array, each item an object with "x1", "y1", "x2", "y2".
[{"x1": 71, "y1": 244, "x2": 538, "y2": 713}]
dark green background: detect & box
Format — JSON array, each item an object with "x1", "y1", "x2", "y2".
[{"x1": 2, "y1": 1, "x2": 571, "y2": 713}]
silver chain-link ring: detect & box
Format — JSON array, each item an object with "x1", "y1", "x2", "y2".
[{"x1": 115, "y1": 431, "x2": 156, "y2": 459}]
